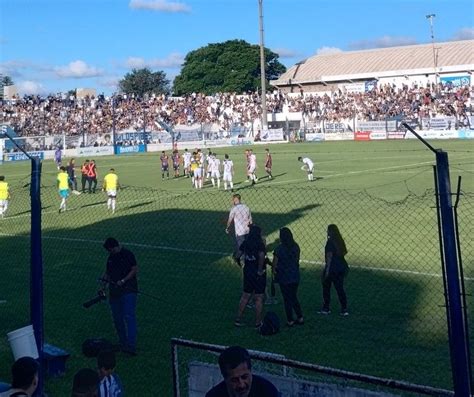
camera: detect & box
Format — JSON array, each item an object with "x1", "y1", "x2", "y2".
[{"x1": 83, "y1": 290, "x2": 106, "y2": 309}]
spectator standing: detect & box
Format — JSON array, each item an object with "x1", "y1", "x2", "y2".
[
  {"x1": 318, "y1": 224, "x2": 349, "y2": 316},
  {"x1": 234, "y1": 225, "x2": 266, "y2": 329},
  {"x1": 226, "y1": 193, "x2": 252, "y2": 266},
  {"x1": 205, "y1": 346, "x2": 278, "y2": 397},
  {"x1": 0, "y1": 357, "x2": 38, "y2": 397},
  {"x1": 101, "y1": 237, "x2": 139, "y2": 355},
  {"x1": 273, "y1": 227, "x2": 304, "y2": 326}
]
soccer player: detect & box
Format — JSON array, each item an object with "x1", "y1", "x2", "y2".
[
  {"x1": 190, "y1": 152, "x2": 198, "y2": 187},
  {"x1": 298, "y1": 156, "x2": 314, "y2": 181},
  {"x1": 160, "y1": 151, "x2": 170, "y2": 179},
  {"x1": 264, "y1": 148, "x2": 273, "y2": 179},
  {"x1": 248, "y1": 149, "x2": 258, "y2": 185},
  {"x1": 210, "y1": 153, "x2": 221, "y2": 189},
  {"x1": 182, "y1": 148, "x2": 192, "y2": 177},
  {"x1": 222, "y1": 154, "x2": 234, "y2": 191},
  {"x1": 103, "y1": 168, "x2": 121, "y2": 214},
  {"x1": 57, "y1": 166, "x2": 71, "y2": 213},
  {"x1": 244, "y1": 149, "x2": 251, "y2": 182},
  {"x1": 193, "y1": 152, "x2": 203, "y2": 189},
  {"x1": 0, "y1": 175, "x2": 10, "y2": 219},
  {"x1": 67, "y1": 158, "x2": 78, "y2": 191},
  {"x1": 205, "y1": 148, "x2": 213, "y2": 180},
  {"x1": 54, "y1": 147, "x2": 62, "y2": 169},
  {"x1": 172, "y1": 150, "x2": 180, "y2": 178}
]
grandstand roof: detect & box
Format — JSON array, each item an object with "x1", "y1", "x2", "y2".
[{"x1": 272, "y1": 40, "x2": 474, "y2": 86}]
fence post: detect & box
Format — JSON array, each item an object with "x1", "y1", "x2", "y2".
[
  {"x1": 435, "y1": 150, "x2": 472, "y2": 396},
  {"x1": 171, "y1": 341, "x2": 180, "y2": 397},
  {"x1": 30, "y1": 157, "x2": 44, "y2": 396}
]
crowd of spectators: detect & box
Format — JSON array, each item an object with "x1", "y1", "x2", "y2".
[{"x1": 0, "y1": 82, "x2": 471, "y2": 138}]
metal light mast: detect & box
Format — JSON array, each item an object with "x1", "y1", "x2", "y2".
[
  {"x1": 258, "y1": 0, "x2": 268, "y2": 132},
  {"x1": 426, "y1": 14, "x2": 438, "y2": 84}
]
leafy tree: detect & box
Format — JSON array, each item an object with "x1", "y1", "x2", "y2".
[
  {"x1": 173, "y1": 39, "x2": 286, "y2": 95},
  {"x1": 1, "y1": 75, "x2": 14, "y2": 86},
  {"x1": 119, "y1": 68, "x2": 170, "y2": 97}
]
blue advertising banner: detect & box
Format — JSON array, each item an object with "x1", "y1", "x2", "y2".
[
  {"x1": 440, "y1": 75, "x2": 470, "y2": 87},
  {"x1": 5, "y1": 151, "x2": 44, "y2": 162},
  {"x1": 115, "y1": 144, "x2": 147, "y2": 155}
]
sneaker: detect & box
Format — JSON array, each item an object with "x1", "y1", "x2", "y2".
[
  {"x1": 340, "y1": 311, "x2": 350, "y2": 317},
  {"x1": 255, "y1": 322, "x2": 263, "y2": 330},
  {"x1": 317, "y1": 309, "x2": 331, "y2": 315},
  {"x1": 295, "y1": 317, "x2": 304, "y2": 325},
  {"x1": 234, "y1": 318, "x2": 244, "y2": 327},
  {"x1": 246, "y1": 302, "x2": 255, "y2": 309}
]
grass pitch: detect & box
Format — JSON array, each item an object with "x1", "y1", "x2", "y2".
[{"x1": 0, "y1": 139, "x2": 473, "y2": 395}]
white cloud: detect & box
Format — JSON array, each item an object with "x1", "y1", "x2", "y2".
[
  {"x1": 348, "y1": 36, "x2": 417, "y2": 50},
  {"x1": 17, "y1": 80, "x2": 46, "y2": 95},
  {"x1": 129, "y1": 0, "x2": 191, "y2": 13},
  {"x1": 125, "y1": 53, "x2": 184, "y2": 69},
  {"x1": 55, "y1": 60, "x2": 103, "y2": 79},
  {"x1": 315, "y1": 46, "x2": 343, "y2": 56},
  {"x1": 273, "y1": 48, "x2": 302, "y2": 59},
  {"x1": 451, "y1": 27, "x2": 474, "y2": 41}
]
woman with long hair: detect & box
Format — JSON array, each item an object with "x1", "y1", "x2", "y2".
[
  {"x1": 318, "y1": 224, "x2": 349, "y2": 316},
  {"x1": 273, "y1": 227, "x2": 304, "y2": 326},
  {"x1": 234, "y1": 225, "x2": 267, "y2": 329}
]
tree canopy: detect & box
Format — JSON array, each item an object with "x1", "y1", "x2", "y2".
[
  {"x1": 1, "y1": 75, "x2": 14, "y2": 87},
  {"x1": 119, "y1": 68, "x2": 170, "y2": 97},
  {"x1": 173, "y1": 39, "x2": 286, "y2": 96}
]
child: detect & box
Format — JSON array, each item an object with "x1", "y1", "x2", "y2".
[{"x1": 97, "y1": 350, "x2": 124, "y2": 397}]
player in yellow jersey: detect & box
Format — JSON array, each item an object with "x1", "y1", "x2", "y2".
[
  {"x1": 102, "y1": 168, "x2": 121, "y2": 213},
  {"x1": 57, "y1": 166, "x2": 71, "y2": 213},
  {"x1": 0, "y1": 176, "x2": 10, "y2": 218}
]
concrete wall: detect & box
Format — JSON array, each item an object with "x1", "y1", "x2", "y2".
[{"x1": 187, "y1": 362, "x2": 400, "y2": 397}]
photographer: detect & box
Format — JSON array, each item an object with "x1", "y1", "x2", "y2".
[{"x1": 101, "y1": 237, "x2": 138, "y2": 356}]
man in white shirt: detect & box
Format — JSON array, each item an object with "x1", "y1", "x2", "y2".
[
  {"x1": 298, "y1": 156, "x2": 314, "y2": 181},
  {"x1": 182, "y1": 149, "x2": 192, "y2": 177},
  {"x1": 210, "y1": 153, "x2": 221, "y2": 189},
  {"x1": 226, "y1": 194, "x2": 252, "y2": 266},
  {"x1": 248, "y1": 149, "x2": 258, "y2": 185},
  {"x1": 222, "y1": 154, "x2": 234, "y2": 191}
]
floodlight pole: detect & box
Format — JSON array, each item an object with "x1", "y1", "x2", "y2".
[
  {"x1": 258, "y1": 0, "x2": 268, "y2": 132},
  {"x1": 426, "y1": 14, "x2": 438, "y2": 85},
  {"x1": 112, "y1": 95, "x2": 117, "y2": 154},
  {"x1": 402, "y1": 123, "x2": 472, "y2": 396}
]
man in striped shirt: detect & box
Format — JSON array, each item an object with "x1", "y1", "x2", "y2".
[{"x1": 97, "y1": 350, "x2": 124, "y2": 397}]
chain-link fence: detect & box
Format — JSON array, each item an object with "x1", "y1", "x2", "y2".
[{"x1": 0, "y1": 179, "x2": 472, "y2": 395}]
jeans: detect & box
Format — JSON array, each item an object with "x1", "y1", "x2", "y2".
[
  {"x1": 322, "y1": 272, "x2": 347, "y2": 311},
  {"x1": 110, "y1": 293, "x2": 137, "y2": 351},
  {"x1": 279, "y1": 283, "x2": 303, "y2": 322}
]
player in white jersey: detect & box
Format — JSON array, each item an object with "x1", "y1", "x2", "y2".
[
  {"x1": 205, "y1": 149, "x2": 213, "y2": 180},
  {"x1": 298, "y1": 156, "x2": 314, "y2": 181},
  {"x1": 222, "y1": 154, "x2": 234, "y2": 191},
  {"x1": 210, "y1": 153, "x2": 221, "y2": 189},
  {"x1": 248, "y1": 149, "x2": 258, "y2": 185},
  {"x1": 182, "y1": 149, "x2": 192, "y2": 177}
]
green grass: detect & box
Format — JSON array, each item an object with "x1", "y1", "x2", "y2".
[{"x1": 0, "y1": 140, "x2": 473, "y2": 395}]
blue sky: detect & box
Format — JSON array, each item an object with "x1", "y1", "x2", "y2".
[{"x1": 0, "y1": 0, "x2": 473, "y2": 95}]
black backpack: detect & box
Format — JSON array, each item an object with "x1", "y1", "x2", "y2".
[
  {"x1": 259, "y1": 311, "x2": 280, "y2": 336},
  {"x1": 82, "y1": 338, "x2": 115, "y2": 357}
]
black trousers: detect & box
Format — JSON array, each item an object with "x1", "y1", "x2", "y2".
[
  {"x1": 279, "y1": 282, "x2": 303, "y2": 322},
  {"x1": 322, "y1": 272, "x2": 347, "y2": 311},
  {"x1": 81, "y1": 174, "x2": 87, "y2": 192},
  {"x1": 87, "y1": 177, "x2": 97, "y2": 192}
]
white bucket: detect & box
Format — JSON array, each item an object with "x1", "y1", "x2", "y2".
[{"x1": 7, "y1": 325, "x2": 39, "y2": 360}]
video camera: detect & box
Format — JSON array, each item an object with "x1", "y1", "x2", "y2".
[{"x1": 83, "y1": 290, "x2": 106, "y2": 309}]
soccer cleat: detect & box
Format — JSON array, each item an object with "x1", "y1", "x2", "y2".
[
  {"x1": 234, "y1": 318, "x2": 244, "y2": 327},
  {"x1": 340, "y1": 311, "x2": 350, "y2": 317},
  {"x1": 246, "y1": 302, "x2": 255, "y2": 309},
  {"x1": 317, "y1": 309, "x2": 331, "y2": 315}
]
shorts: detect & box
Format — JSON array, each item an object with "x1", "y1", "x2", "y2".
[
  {"x1": 223, "y1": 172, "x2": 232, "y2": 182},
  {"x1": 194, "y1": 168, "x2": 202, "y2": 178},
  {"x1": 249, "y1": 165, "x2": 256, "y2": 174},
  {"x1": 59, "y1": 189, "x2": 69, "y2": 198},
  {"x1": 173, "y1": 164, "x2": 179, "y2": 171},
  {"x1": 106, "y1": 190, "x2": 117, "y2": 197},
  {"x1": 161, "y1": 165, "x2": 169, "y2": 171},
  {"x1": 211, "y1": 170, "x2": 220, "y2": 178},
  {"x1": 0, "y1": 199, "x2": 8, "y2": 207},
  {"x1": 243, "y1": 271, "x2": 266, "y2": 294}
]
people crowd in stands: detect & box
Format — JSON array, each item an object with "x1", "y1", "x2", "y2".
[{"x1": 0, "y1": 82, "x2": 471, "y2": 141}]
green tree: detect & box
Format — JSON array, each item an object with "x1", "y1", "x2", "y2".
[
  {"x1": 1, "y1": 75, "x2": 14, "y2": 86},
  {"x1": 173, "y1": 39, "x2": 286, "y2": 95},
  {"x1": 119, "y1": 68, "x2": 170, "y2": 97}
]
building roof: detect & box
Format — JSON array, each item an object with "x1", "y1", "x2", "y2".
[{"x1": 272, "y1": 40, "x2": 474, "y2": 86}]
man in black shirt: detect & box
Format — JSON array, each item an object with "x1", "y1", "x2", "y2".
[
  {"x1": 101, "y1": 237, "x2": 138, "y2": 356},
  {"x1": 206, "y1": 346, "x2": 278, "y2": 397}
]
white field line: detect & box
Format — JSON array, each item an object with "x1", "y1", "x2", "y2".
[{"x1": 1, "y1": 232, "x2": 472, "y2": 282}]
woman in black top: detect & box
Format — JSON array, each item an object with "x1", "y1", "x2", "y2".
[
  {"x1": 318, "y1": 224, "x2": 349, "y2": 316},
  {"x1": 273, "y1": 227, "x2": 304, "y2": 326},
  {"x1": 234, "y1": 225, "x2": 266, "y2": 329}
]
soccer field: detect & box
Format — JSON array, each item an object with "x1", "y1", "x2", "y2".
[{"x1": 0, "y1": 139, "x2": 473, "y2": 395}]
